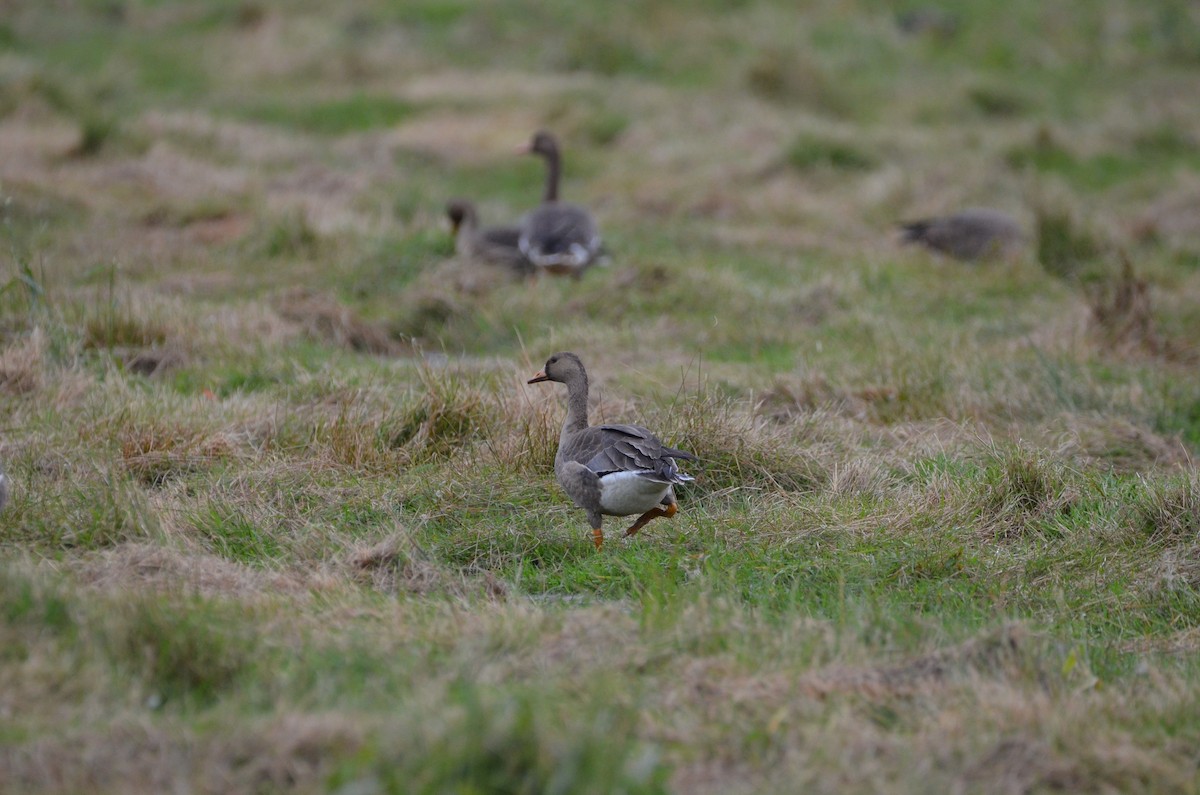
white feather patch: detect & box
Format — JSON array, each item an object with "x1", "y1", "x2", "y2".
[{"x1": 597, "y1": 470, "x2": 672, "y2": 516}]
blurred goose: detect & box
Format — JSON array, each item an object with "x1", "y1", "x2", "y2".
[
  {"x1": 528, "y1": 352, "x2": 695, "y2": 550},
  {"x1": 517, "y1": 132, "x2": 604, "y2": 278},
  {"x1": 445, "y1": 199, "x2": 533, "y2": 276},
  {"x1": 900, "y1": 207, "x2": 1025, "y2": 261}
]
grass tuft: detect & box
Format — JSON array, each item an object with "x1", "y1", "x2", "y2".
[
  {"x1": 275, "y1": 289, "x2": 404, "y2": 355},
  {"x1": 389, "y1": 367, "x2": 493, "y2": 463},
  {"x1": 1129, "y1": 474, "x2": 1200, "y2": 542},
  {"x1": 249, "y1": 212, "x2": 321, "y2": 259},
  {"x1": 120, "y1": 423, "x2": 232, "y2": 487},
  {"x1": 329, "y1": 683, "x2": 666, "y2": 794},
  {"x1": 1086, "y1": 255, "x2": 1175, "y2": 360},
  {"x1": 785, "y1": 133, "x2": 877, "y2": 173},
  {"x1": 967, "y1": 84, "x2": 1029, "y2": 118},
  {"x1": 103, "y1": 597, "x2": 256, "y2": 704},
  {"x1": 977, "y1": 446, "x2": 1078, "y2": 538},
  {"x1": 746, "y1": 48, "x2": 848, "y2": 115},
  {"x1": 1035, "y1": 206, "x2": 1103, "y2": 280},
  {"x1": 671, "y1": 392, "x2": 825, "y2": 494}
]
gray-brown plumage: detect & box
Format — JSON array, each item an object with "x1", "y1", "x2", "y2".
[
  {"x1": 517, "y1": 132, "x2": 604, "y2": 278},
  {"x1": 445, "y1": 199, "x2": 533, "y2": 277},
  {"x1": 528, "y1": 352, "x2": 695, "y2": 550},
  {"x1": 900, "y1": 208, "x2": 1025, "y2": 261}
]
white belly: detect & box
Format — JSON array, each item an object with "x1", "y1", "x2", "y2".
[{"x1": 597, "y1": 471, "x2": 672, "y2": 516}]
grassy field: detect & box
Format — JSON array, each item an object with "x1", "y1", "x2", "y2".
[{"x1": 2, "y1": 1, "x2": 1200, "y2": 792}]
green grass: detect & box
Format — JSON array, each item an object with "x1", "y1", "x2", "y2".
[
  {"x1": 2, "y1": 1, "x2": 1200, "y2": 793},
  {"x1": 235, "y1": 94, "x2": 420, "y2": 136}
]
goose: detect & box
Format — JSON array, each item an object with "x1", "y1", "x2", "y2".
[
  {"x1": 517, "y1": 132, "x2": 604, "y2": 278},
  {"x1": 445, "y1": 199, "x2": 533, "y2": 276},
  {"x1": 528, "y1": 352, "x2": 695, "y2": 550},
  {"x1": 899, "y1": 207, "x2": 1025, "y2": 261}
]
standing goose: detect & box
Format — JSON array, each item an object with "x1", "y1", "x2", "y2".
[
  {"x1": 528, "y1": 352, "x2": 695, "y2": 550},
  {"x1": 445, "y1": 199, "x2": 533, "y2": 277},
  {"x1": 517, "y1": 132, "x2": 604, "y2": 278},
  {"x1": 899, "y1": 207, "x2": 1025, "y2": 261}
]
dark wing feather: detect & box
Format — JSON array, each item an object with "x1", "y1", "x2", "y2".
[
  {"x1": 578, "y1": 424, "x2": 696, "y2": 483},
  {"x1": 474, "y1": 225, "x2": 534, "y2": 273}
]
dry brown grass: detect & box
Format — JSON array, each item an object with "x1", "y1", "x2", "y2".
[
  {"x1": 274, "y1": 288, "x2": 405, "y2": 355},
  {"x1": 119, "y1": 422, "x2": 237, "y2": 487},
  {"x1": 0, "y1": 326, "x2": 48, "y2": 395},
  {"x1": 345, "y1": 527, "x2": 508, "y2": 599},
  {"x1": 76, "y1": 542, "x2": 307, "y2": 598},
  {"x1": 3, "y1": 3, "x2": 1200, "y2": 792}
]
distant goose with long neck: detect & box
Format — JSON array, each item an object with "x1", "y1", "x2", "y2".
[
  {"x1": 517, "y1": 132, "x2": 604, "y2": 278},
  {"x1": 445, "y1": 199, "x2": 533, "y2": 277},
  {"x1": 528, "y1": 352, "x2": 695, "y2": 550}
]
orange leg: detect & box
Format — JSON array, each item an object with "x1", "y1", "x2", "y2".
[
  {"x1": 623, "y1": 502, "x2": 678, "y2": 538},
  {"x1": 592, "y1": 528, "x2": 604, "y2": 551}
]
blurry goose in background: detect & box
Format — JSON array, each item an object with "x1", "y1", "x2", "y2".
[
  {"x1": 517, "y1": 131, "x2": 604, "y2": 279},
  {"x1": 528, "y1": 352, "x2": 695, "y2": 551},
  {"x1": 895, "y1": 8, "x2": 959, "y2": 38},
  {"x1": 899, "y1": 207, "x2": 1025, "y2": 262},
  {"x1": 445, "y1": 199, "x2": 533, "y2": 277}
]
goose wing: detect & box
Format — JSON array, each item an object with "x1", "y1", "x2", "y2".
[
  {"x1": 581, "y1": 424, "x2": 695, "y2": 484},
  {"x1": 519, "y1": 202, "x2": 602, "y2": 266}
]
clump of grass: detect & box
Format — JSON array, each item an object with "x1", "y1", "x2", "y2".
[
  {"x1": 81, "y1": 282, "x2": 171, "y2": 351},
  {"x1": 785, "y1": 133, "x2": 877, "y2": 173},
  {"x1": 191, "y1": 504, "x2": 284, "y2": 565},
  {"x1": 1130, "y1": 126, "x2": 1198, "y2": 158},
  {"x1": 71, "y1": 114, "x2": 115, "y2": 157},
  {"x1": 329, "y1": 684, "x2": 665, "y2": 794},
  {"x1": 249, "y1": 212, "x2": 321, "y2": 259},
  {"x1": 5, "y1": 468, "x2": 159, "y2": 551},
  {"x1": 347, "y1": 528, "x2": 507, "y2": 599},
  {"x1": 1153, "y1": 1, "x2": 1200, "y2": 66},
  {"x1": 237, "y1": 93, "x2": 417, "y2": 135},
  {"x1": 102, "y1": 597, "x2": 257, "y2": 704},
  {"x1": 122, "y1": 346, "x2": 186, "y2": 377},
  {"x1": 1035, "y1": 206, "x2": 1102, "y2": 280},
  {"x1": 582, "y1": 108, "x2": 630, "y2": 147},
  {"x1": 1006, "y1": 126, "x2": 1074, "y2": 174},
  {"x1": 1, "y1": 564, "x2": 77, "y2": 639},
  {"x1": 13, "y1": 72, "x2": 138, "y2": 158},
  {"x1": 1086, "y1": 255, "x2": 1166, "y2": 358},
  {"x1": 967, "y1": 85, "x2": 1029, "y2": 118},
  {"x1": 1127, "y1": 474, "x2": 1199, "y2": 542},
  {"x1": 746, "y1": 48, "x2": 848, "y2": 115},
  {"x1": 83, "y1": 312, "x2": 169, "y2": 350},
  {"x1": 976, "y1": 446, "x2": 1078, "y2": 538},
  {"x1": 0, "y1": 326, "x2": 49, "y2": 395},
  {"x1": 274, "y1": 288, "x2": 404, "y2": 355},
  {"x1": 559, "y1": 28, "x2": 659, "y2": 77},
  {"x1": 120, "y1": 423, "x2": 231, "y2": 487},
  {"x1": 393, "y1": 289, "x2": 468, "y2": 342},
  {"x1": 312, "y1": 393, "x2": 407, "y2": 472},
  {"x1": 387, "y1": 366, "x2": 495, "y2": 463},
  {"x1": 669, "y1": 391, "x2": 826, "y2": 494}
]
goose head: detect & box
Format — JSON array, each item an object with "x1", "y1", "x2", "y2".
[
  {"x1": 445, "y1": 199, "x2": 478, "y2": 235},
  {"x1": 528, "y1": 351, "x2": 586, "y2": 385},
  {"x1": 519, "y1": 130, "x2": 560, "y2": 160}
]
